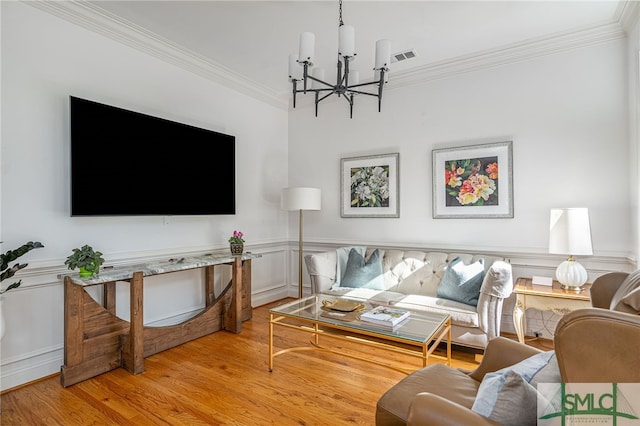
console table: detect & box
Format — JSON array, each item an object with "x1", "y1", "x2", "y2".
[{"x1": 59, "y1": 252, "x2": 260, "y2": 387}]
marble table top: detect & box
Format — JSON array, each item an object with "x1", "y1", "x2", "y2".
[{"x1": 58, "y1": 252, "x2": 261, "y2": 286}]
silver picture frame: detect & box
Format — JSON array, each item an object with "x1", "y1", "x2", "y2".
[
  {"x1": 432, "y1": 141, "x2": 513, "y2": 219},
  {"x1": 340, "y1": 153, "x2": 400, "y2": 218}
]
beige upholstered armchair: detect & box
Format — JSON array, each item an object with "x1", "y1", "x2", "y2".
[
  {"x1": 376, "y1": 308, "x2": 640, "y2": 426},
  {"x1": 589, "y1": 270, "x2": 640, "y2": 313}
]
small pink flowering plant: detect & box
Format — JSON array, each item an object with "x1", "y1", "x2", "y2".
[{"x1": 228, "y1": 230, "x2": 245, "y2": 244}]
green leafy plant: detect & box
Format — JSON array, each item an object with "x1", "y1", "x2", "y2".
[
  {"x1": 1, "y1": 241, "x2": 45, "y2": 295},
  {"x1": 64, "y1": 245, "x2": 105, "y2": 276}
]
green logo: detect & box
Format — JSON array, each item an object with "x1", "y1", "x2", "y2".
[{"x1": 539, "y1": 383, "x2": 639, "y2": 425}]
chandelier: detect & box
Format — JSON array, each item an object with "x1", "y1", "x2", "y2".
[{"x1": 288, "y1": 0, "x2": 390, "y2": 118}]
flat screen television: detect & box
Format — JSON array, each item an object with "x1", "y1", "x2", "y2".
[{"x1": 70, "y1": 96, "x2": 235, "y2": 216}]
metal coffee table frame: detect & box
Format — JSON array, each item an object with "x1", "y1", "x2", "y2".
[{"x1": 269, "y1": 294, "x2": 451, "y2": 374}]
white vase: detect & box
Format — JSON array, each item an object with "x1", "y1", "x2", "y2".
[{"x1": 0, "y1": 297, "x2": 5, "y2": 341}]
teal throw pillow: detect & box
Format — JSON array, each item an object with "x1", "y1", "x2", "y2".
[
  {"x1": 436, "y1": 257, "x2": 485, "y2": 306},
  {"x1": 340, "y1": 248, "x2": 385, "y2": 290}
]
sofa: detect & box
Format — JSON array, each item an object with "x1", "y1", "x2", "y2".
[{"x1": 304, "y1": 247, "x2": 513, "y2": 350}]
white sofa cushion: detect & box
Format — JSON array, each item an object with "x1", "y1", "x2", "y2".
[{"x1": 393, "y1": 294, "x2": 479, "y2": 328}]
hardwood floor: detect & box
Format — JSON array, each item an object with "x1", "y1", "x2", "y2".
[{"x1": 0, "y1": 299, "x2": 538, "y2": 425}]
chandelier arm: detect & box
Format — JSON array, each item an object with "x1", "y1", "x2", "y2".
[
  {"x1": 305, "y1": 74, "x2": 334, "y2": 89},
  {"x1": 347, "y1": 90, "x2": 379, "y2": 97},
  {"x1": 317, "y1": 91, "x2": 336, "y2": 103},
  {"x1": 292, "y1": 80, "x2": 298, "y2": 108},
  {"x1": 342, "y1": 93, "x2": 354, "y2": 119},
  {"x1": 347, "y1": 80, "x2": 382, "y2": 89},
  {"x1": 343, "y1": 57, "x2": 350, "y2": 89},
  {"x1": 336, "y1": 60, "x2": 345, "y2": 90},
  {"x1": 302, "y1": 62, "x2": 310, "y2": 93}
]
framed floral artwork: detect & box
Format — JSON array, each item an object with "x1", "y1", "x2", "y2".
[
  {"x1": 341, "y1": 153, "x2": 399, "y2": 218},
  {"x1": 432, "y1": 141, "x2": 513, "y2": 219}
]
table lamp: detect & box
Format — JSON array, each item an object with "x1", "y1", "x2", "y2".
[
  {"x1": 549, "y1": 208, "x2": 593, "y2": 290},
  {"x1": 281, "y1": 187, "x2": 321, "y2": 298}
]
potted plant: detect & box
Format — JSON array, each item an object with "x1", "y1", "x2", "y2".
[
  {"x1": 65, "y1": 244, "x2": 105, "y2": 277},
  {"x1": 228, "y1": 230, "x2": 245, "y2": 255}
]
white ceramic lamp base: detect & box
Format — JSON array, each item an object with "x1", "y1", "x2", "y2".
[{"x1": 555, "y1": 258, "x2": 588, "y2": 290}]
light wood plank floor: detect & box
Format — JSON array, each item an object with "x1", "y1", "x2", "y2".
[{"x1": 1, "y1": 299, "x2": 543, "y2": 425}]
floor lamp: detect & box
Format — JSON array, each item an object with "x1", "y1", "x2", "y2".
[{"x1": 281, "y1": 187, "x2": 322, "y2": 298}]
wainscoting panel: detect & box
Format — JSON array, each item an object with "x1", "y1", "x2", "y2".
[
  {"x1": 0, "y1": 243, "x2": 289, "y2": 392},
  {"x1": 0, "y1": 239, "x2": 632, "y2": 391}
]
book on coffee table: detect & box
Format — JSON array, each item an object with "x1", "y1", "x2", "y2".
[{"x1": 360, "y1": 306, "x2": 411, "y2": 329}]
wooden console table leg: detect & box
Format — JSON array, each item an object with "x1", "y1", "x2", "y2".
[
  {"x1": 205, "y1": 265, "x2": 216, "y2": 307},
  {"x1": 242, "y1": 259, "x2": 253, "y2": 321},
  {"x1": 124, "y1": 272, "x2": 145, "y2": 374},
  {"x1": 224, "y1": 257, "x2": 243, "y2": 334},
  {"x1": 103, "y1": 281, "x2": 116, "y2": 315},
  {"x1": 62, "y1": 277, "x2": 84, "y2": 379}
]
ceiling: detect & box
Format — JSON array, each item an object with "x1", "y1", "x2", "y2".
[{"x1": 45, "y1": 1, "x2": 631, "y2": 107}]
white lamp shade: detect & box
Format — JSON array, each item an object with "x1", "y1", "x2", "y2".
[
  {"x1": 281, "y1": 187, "x2": 321, "y2": 211},
  {"x1": 549, "y1": 208, "x2": 593, "y2": 255},
  {"x1": 298, "y1": 32, "x2": 315, "y2": 65},
  {"x1": 338, "y1": 25, "x2": 355, "y2": 58}
]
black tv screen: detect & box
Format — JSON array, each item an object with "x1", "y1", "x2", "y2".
[{"x1": 70, "y1": 96, "x2": 235, "y2": 216}]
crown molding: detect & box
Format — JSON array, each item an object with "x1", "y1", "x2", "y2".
[
  {"x1": 25, "y1": 0, "x2": 289, "y2": 110},
  {"x1": 27, "y1": 1, "x2": 627, "y2": 112},
  {"x1": 617, "y1": 1, "x2": 640, "y2": 33},
  {"x1": 387, "y1": 21, "x2": 627, "y2": 90}
]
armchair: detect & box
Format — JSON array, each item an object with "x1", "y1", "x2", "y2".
[
  {"x1": 376, "y1": 336, "x2": 541, "y2": 425},
  {"x1": 589, "y1": 270, "x2": 640, "y2": 314},
  {"x1": 378, "y1": 308, "x2": 640, "y2": 426}
]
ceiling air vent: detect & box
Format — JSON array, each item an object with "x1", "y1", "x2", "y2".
[{"x1": 391, "y1": 49, "x2": 417, "y2": 63}]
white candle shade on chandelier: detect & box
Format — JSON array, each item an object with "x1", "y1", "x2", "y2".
[{"x1": 288, "y1": 0, "x2": 391, "y2": 118}]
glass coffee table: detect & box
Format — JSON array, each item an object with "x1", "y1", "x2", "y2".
[{"x1": 269, "y1": 294, "x2": 451, "y2": 373}]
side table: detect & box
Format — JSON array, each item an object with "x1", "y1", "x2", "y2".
[{"x1": 513, "y1": 277, "x2": 592, "y2": 344}]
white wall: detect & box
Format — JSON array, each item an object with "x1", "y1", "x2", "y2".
[
  {"x1": 288, "y1": 39, "x2": 630, "y2": 260},
  {"x1": 0, "y1": 2, "x2": 289, "y2": 390},
  {"x1": 288, "y1": 37, "x2": 632, "y2": 342}
]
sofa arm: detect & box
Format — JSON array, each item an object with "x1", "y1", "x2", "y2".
[
  {"x1": 304, "y1": 252, "x2": 337, "y2": 293},
  {"x1": 469, "y1": 336, "x2": 542, "y2": 382},
  {"x1": 476, "y1": 260, "x2": 513, "y2": 338},
  {"x1": 480, "y1": 260, "x2": 513, "y2": 298},
  {"x1": 407, "y1": 393, "x2": 501, "y2": 426}
]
